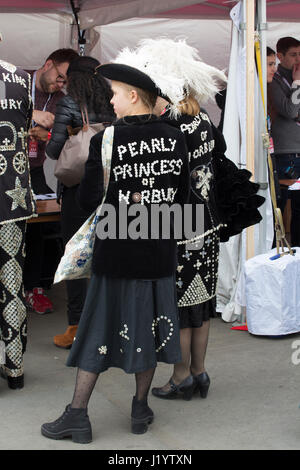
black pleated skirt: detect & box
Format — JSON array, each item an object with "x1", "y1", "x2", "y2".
[{"x1": 66, "y1": 274, "x2": 181, "y2": 374}]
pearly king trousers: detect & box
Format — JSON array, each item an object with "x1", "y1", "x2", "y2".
[{"x1": 0, "y1": 220, "x2": 27, "y2": 378}]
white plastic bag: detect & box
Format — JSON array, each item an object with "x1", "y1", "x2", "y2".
[{"x1": 244, "y1": 248, "x2": 300, "y2": 335}]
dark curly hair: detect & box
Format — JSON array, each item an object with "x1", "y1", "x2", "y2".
[{"x1": 66, "y1": 56, "x2": 115, "y2": 118}]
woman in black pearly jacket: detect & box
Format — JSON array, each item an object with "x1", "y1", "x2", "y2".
[
  {"x1": 46, "y1": 56, "x2": 115, "y2": 349},
  {"x1": 41, "y1": 63, "x2": 190, "y2": 443},
  {"x1": 117, "y1": 38, "x2": 227, "y2": 402}
]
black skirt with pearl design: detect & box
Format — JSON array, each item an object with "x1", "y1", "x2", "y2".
[{"x1": 66, "y1": 274, "x2": 181, "y2": 374}]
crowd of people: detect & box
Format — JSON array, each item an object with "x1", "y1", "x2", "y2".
[{"x1": 0, "y1": 33, "x2": 297, "y2": 444}]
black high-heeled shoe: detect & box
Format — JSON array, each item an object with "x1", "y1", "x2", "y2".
[
  {"x1": 152, "y1": 375, "x2": 195, "y2": 401},
  {"x1": 193, "y1": 372, "x2": 210, "y2": 398},
  {"x1": 131, "y1": 396, "x2": 154, "y2": 434}
]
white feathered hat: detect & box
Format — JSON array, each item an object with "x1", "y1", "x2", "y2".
[{"x1": 114, "y1": 38, "x2": 227, "y2": 117}]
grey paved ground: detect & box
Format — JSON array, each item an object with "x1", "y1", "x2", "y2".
[{"x1": 1, "y1": 282, "x2": 299, "y2": 450}]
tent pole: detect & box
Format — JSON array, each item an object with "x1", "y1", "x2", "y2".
[
  {"x1": 246, "y1": 0, "x2": 256, "y2": 260},
  {"x1": 257, "y1": 0, "x2": 267, "y2": 111},
  {"x1": 256, "y1": 0, "x2": 269, "y2": 248}
]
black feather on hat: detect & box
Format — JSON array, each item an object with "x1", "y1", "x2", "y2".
[{"x1": 98, "y1": 63, "x2": 159, "y2": 96}]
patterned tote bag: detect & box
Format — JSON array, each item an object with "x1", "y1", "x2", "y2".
[{"x1": 54, "y1": 125, "x2": 114, "y2": 283}]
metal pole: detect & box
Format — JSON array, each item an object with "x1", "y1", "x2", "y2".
[
  {"x1": 256, "y1": 0, "x2": 268, "y2": 248},
  {"x1": 246, "y1": 0, "x2": 256, "y2": 260},
  {"x1": 257, "y1": 0, "x2": 267, "y2": 113}
]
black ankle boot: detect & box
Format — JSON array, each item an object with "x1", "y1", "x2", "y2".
[
  {"x1": 7, "y1": 375, "x2": 24, "y2": 389},
  {"x1": 41, "y1": 405, "x2": 92, "y2": 444},
  {"x1": 193, "y1": 372, "x2": 210, "y2": 398},
  {"x1": 0, "y1": 369, "x2": 24, "y2": 389},
  {"x1": 152, "y1": 375, "x2": 195, "y2": 401},
  {"x1": 131, "y1": 396, "x2": 154, "y2": 434}
]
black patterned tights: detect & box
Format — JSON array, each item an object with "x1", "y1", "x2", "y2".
[
  {"x1": 71, "y1": 368, "x2": 99, "y2": 409},
  {"x1": 71, "y1": 367, "x2": 156, "y2": 409}
]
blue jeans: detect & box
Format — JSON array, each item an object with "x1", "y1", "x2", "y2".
[{"x1": 274, "y1": 153, "x2": 300, "y2": 247}]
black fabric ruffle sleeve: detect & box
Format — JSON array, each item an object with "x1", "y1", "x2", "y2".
[{"x1": 211, "y1": 124, "x2": 265, "y2": 242}]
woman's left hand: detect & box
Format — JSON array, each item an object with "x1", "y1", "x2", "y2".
[{"x1": 29, "y1": 126, "x2": 49, "y2": 142}]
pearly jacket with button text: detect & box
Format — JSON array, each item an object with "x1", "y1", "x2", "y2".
[{"x1": 78, "y1": 114, "x2": 190, "y2": 279}]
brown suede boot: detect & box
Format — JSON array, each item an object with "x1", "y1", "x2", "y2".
[{"x1": 53, "y1": 325, "x2": 78, "y2": 349}]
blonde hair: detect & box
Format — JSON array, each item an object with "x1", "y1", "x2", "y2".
[
  {"x1": 123, "y1": 83, "x2": 157, "y2": 113},
  {"x1": 178, "y1": 95, "x2": 200, "y2": 116}
]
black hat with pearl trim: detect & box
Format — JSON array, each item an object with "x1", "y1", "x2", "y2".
[{"x1": 98, "y1": 63, "x2": 160, "y2": 96}]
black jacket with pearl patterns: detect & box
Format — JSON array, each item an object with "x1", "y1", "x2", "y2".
[
  {"x1": 161, "y1": 110, "x2": 220, "y2": 309},
  {"x1": 78, "y1": 114, "x2": 190, "y2": 279},
  {"x1": 0, "y1": 60, "x2": 35, "y2": 224}
]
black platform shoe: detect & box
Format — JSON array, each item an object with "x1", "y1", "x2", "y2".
[
  {"x1": 0, "y1": 369, "x2": 24, "y2": 389},
  {"x1": 193, "y1": 372, "x2": 210, "y2": 398},
  {"x1": 152, "y1": 375, "x2": 195, "y2": 401},
  {"x1": 131, "y1": 396, "x2": 154, "y2": 434},
  {"x1": 41, "y1": 405, "x2": 92, "y2": 444}
]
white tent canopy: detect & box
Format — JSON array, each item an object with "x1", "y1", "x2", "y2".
[
  {"x1": 1, "y1": 1, "x2": 300, "y2": 68},
  {"x1": 1, "y1": 0, "x2": 300, "y2": 26},
  {"x1": 0, "y1": 1, "x2": 225, "y2": 26}
]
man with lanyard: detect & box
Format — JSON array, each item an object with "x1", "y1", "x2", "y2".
[
  {"x1": 24, "y1": 48, "x2": 78, "y2": 315},
  {"x1": 269, "y1": 36, "x2": 300, "y2": 247}
]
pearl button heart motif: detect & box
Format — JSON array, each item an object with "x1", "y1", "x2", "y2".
[{"x1": 151, "y1": 315, "x2": 174, "y2": 352}]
